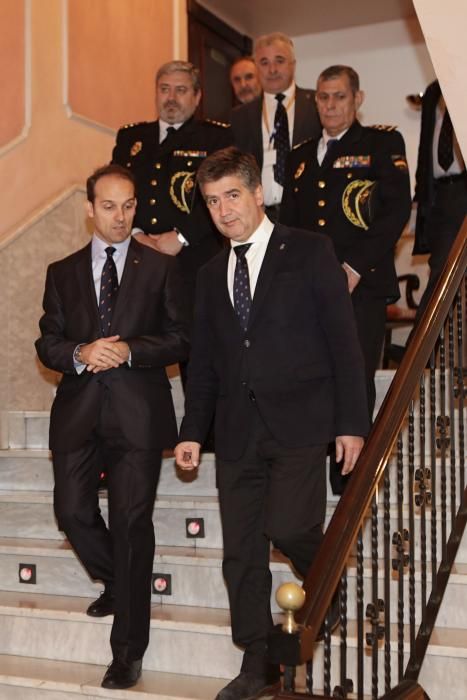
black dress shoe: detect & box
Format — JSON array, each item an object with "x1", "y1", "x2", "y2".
[
  {"x1": 215, "y1": 671, "x2": 281, "y2": 700},
  {"x1": 86, "y1": 589, "x2": 114, "y2": 617},
  {"x1": 101, "y1": 658, "x2": 142, "y2": 689}
]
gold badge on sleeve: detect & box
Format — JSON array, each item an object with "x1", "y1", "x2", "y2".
[
  {"x1": 342, "y1": 179, "x2": 377, "y2": 230},
  {"x1": 170, "y1": 171, "x2": 195, "y2": 214}
]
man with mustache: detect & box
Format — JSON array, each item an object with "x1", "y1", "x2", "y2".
[
  {"x1": 230, "y1": 56, "x2": 262, "y2": 105},
  {"x1": 112, "y1": 61, "x2": 233, "y2": 306}
]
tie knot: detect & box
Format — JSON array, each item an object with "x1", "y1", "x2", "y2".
[
  {"x1": 275, "y1": 93, "x2": 286, "y2": 104},
  {"x1": 326, "y1": 138, "x2": 338, "y2": 151},
  {"x1": 234, "y1": 243, "x2": 252, "y2": 260},
  {"x1": 105, "y1": 246, "x2": 116, "y2": 258},
  {"x1": 166, "y1": 126, "x2": 176, "y2": 137}
]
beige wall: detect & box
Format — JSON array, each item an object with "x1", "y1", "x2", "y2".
[
  {"x1": 413, "y1": 0, "x2": 467, "y2": 159},
  {"x1": 0, "y1": 0, "x2": 187, "y2": 242},
  {"x1": 0, "y1": 0, "x2": 187, "y2": 413}
]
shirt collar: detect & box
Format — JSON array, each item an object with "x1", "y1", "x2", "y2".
[
  {"x1": 322, "y1": 127, "x2": 349, "y2": 144},
  {"x1": 159, "y1": 119, "x2": 184, "y2": 132},
  {"x1": 231, "y1": 214, "x2": 274, "y2": 249},
  {"x1": 264, "y1": 81, "x2": 296, "y2": 107},
  {"x1": 92, "y1": 232, "x2": 131, "y2": 259}
]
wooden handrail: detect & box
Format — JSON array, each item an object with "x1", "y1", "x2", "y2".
[
  {"x1": 379, "y1": 680, "x2": 430, "y2": 699},
  {"x1": 295, "y1": 217, "x2": 467, "y2": 638}
]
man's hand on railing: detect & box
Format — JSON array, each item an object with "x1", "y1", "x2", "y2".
[{"x1": 335, "y1": 435, "x2": 364, "y2": 475}]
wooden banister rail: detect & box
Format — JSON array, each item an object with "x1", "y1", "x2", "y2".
[
  {"x1": 268, "y1": 216, "x2": 467, "y2": 686},
  {"x1": 297, "y1": 217, "x2": 466, "y2": 636}
]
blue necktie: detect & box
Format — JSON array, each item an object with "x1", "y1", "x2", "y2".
[
  {"x1": 99, "y1": 246, "x2": 119, "y2": 336},
  {"x1": 273, "y1": 93, "x2": 290, "y2": 186},
  {"x1": 233, "y1": 244, "x2": 252, "y2": 331}
]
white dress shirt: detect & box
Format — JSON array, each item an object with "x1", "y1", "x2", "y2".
[
  {"x1": 227, "y1": 215, "x2": 274, "y2": 305},
  {"x1": 261, "y1": 83, "x2": 296, "y2": 207},
  {"x1": 74, "y1": 233, "x2": 132, "y2": 372}
]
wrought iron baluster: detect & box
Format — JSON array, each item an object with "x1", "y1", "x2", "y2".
[
  {"x1": 383, "y1": 463, "x2": 391, "y2": 693},
  {"x1": 408, "y1": 400, "x2": 416, "y2": 653},
  {"x1": 365, "y1": 494, "x2": 383, "y2": 699},
  {"x1": 323, "y1": 605, "x2": 331, "y2": 696},
  {"x1": 455, "y1": 289, "x2": 465, "y2": 495},
  {"x1": 356, "y1": 528, "x2": 364, "y2": 700},
  {"x1": 338, "y1": 569, "x2": 348, "y2": 697},
  {"x1": 305, "y1": 659, "x2": 313, "y2": 696},
  {"x1": 393, "y1": 430, "x2": 407, "y2": 682},
  {"x1": 438, "y1": 326, "x2": 448, "y2": 561},
  {"x1": 415, "y1": 374, "x2": 428, "y2": 631},
  {"x1": 429, "y1": 350, "x2": 438, "y2": 592},
  {"x1": 448, "y1": 307, "x2": 457, "y2": 530}
]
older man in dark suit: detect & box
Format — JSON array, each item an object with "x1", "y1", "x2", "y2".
[
  {"x1": 35, "y1": 164, "x2": 189, "y2": 690},
  {"x1": 175, "y1": 148, "x2": 368, "y2": 700},
  {"x1": 230, "y1": 33, "x2": 321, "y2": 221}
]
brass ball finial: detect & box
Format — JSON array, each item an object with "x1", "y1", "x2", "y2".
[{"x1": 276, "y1": 582, "x2": 305, "y2": 633}]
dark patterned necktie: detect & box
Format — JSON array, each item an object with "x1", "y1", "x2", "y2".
[
  {"x1": 273, "y1": 93, "x2": 290, "y2": 186},
  {"x1": 326, "y1": 138, "x2": 339, "y2": 153},
  {"x1": 233, "y1": 244, "x2": 252, "y2": 331},
  {"x1": 99, "y1": 246, "x2": 119, "y2": 336},
  {"x1": 437, "y1": 108, "x2": 454, "y2": 171},
  {"x1": 163, "y1": 126, "x2": 176, "y2": 143}
]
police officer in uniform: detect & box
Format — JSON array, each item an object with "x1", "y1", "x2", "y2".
[
  {"x1": 280, "y1": 65, "x2": 411, "y2": 490},
  {"x1": 112, "y1": 60, "x2": 233, "y2": 301}
]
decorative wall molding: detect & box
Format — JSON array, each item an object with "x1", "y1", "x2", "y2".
[{"x1": 0, "y1": 0, "x2": 32, "y2": 158}]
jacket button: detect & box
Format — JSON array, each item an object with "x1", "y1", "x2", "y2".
[
  {"x1": 244, "y1": 339, "x2": 250, "y2": 348},
  {"x1": 155, "y1": 163, "x2": 161, "y2": 169},
  {"x1": 318, "y1": 199, "x2": 326, "y2": 207},
  {"x1": 151, "y1": 217, "x2": 158, "y2": 225},
  {"x1": 126, "y1": 162, "x2": 131, "y2": 168},
  {"x1": 151, "y1": 179, "x2": 158, "y2": 186},
  {"x1": 318, "y1": 218, "x2": 326, "y2": 226},
  {"x1": 149, "y1": 198, "x2": 156, "y2": 205},
  {"x1": 318, "y1": 180, "x2": 326, "y2": 188},
  {"x1": 241, "y1": 381, "x2": 247, "y2": 387},
  {"x1": 347, "y1": 172, "x2": 353, "y2": 179}
]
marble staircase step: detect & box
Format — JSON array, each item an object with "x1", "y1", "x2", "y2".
[
  {"x1": 0, "y1": 654, "x2": 226, "y2": 699},
  {"x1": 0, "y1": 591, "x2": 465, "y2": 695},
  {"x1": 0, "y1": 485, "x2": 464, "y2": 566},
  {"x1": 0, "y1": 535, "x2": 465, "y2": 627}
]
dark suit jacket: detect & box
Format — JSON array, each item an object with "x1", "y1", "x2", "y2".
[
  {"x1": 413, "y1": 80, "x2": 440, "y2": 255},
  {"x1": 280, "y1": 121, "x2": 412, "y2": 302},
  {"x1": 180, "y1": 225, "x2": 369, "y2": 461},
  {"x1": 230, "y1": 87, "x2": 321, "y2": 168},
  {"x1": 112, "y1": 117, "x2": 233, "y2": 286},
  {"x1": 36, "y1": 237, "x2": 189, "y2": 452}
]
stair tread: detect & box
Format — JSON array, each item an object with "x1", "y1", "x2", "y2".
[
  {"x1": 0, "y1": 654, "x2": 226, "y2": 698},
  {"x1": 2, "y1": 536, "x2": 466, "y2": 580}
]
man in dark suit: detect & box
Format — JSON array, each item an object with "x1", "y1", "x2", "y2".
[
  {"x1": 230, "y1": 33, "x2": 321, "y2": 221},
  {"x1": 280, "y1": 65, "x2": 411, "y2": 441},
  {"x1": 112, "y1": 60, "x2": 233, "y2": 301},
  {"x1": 174, "y1": 147, "x2": 369, "y2": 700},
  {"x1": 412, "y1": 79, "x2": 466, "y2": 320},
  {"x1": 35, "y1": 164, "x2": 189, "y2": 690}
]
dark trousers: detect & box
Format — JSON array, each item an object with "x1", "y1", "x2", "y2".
[
  {"x1": 53, "y1": 393, "x2": 161, "y2": 663},
  {"x1": 329, "y1": 286, "x2": 386, "y2": 494},
  {"x1": 216, "y1": 408, "x2": 327, "y2": 675}
]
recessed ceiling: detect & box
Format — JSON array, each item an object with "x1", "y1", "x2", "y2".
[{"x1": 198, "y1": 0, "x2": 417, "y2": 38}]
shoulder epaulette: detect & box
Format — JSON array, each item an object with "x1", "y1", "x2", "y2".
[
  {"x1": 204, "y1": 118, "x2": 230, "y2": 129},
  {"x1": 368, "y1": 124, "x2": 397, "y2": 132},
  {"x1": 292, "y1": 137, "x2": 313, "y2": 150},
  {"x1": 121, "y1": 121, "x2": 149, "y2": 130}
]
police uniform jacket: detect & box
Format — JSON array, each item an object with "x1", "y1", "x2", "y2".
[
  {"x1": 280, "y1": 121, "x2": 411, "y2": 302},
  {"x1": 112, "y1": 117, "x2": 233, "y2": 285}
]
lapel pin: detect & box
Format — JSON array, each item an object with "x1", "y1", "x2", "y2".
[
  {"x1": 133, "y1": 258, "x2": 140, "y2": 264},
  {"x1": 279, "y1": 243, "x2": 286, "y2": 250}
]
